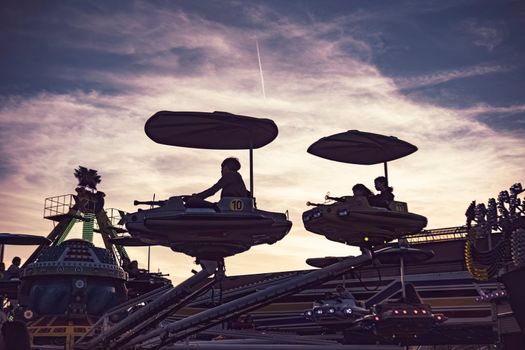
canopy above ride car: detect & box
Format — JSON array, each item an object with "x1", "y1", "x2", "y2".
[
  {"x1": 0, "y1": 233, "x2": 51, "y2": 245},
  {"x1": 145, "y1": 111, "x2": 278, "y2": 150},
  {"x1": 374, "y1": 246, "x2": 434, "y2": 265},
  {"x1": 307, "y1": 130, "x2": 417, "y2": 181},
  {"x1": 307, "y1": 130, "x2": 417, "y2": 165},
  {"x1": 0, "y1": 233, "x2": 51, "y2": 262}
]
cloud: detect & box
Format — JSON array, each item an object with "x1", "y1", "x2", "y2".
[
  {"x1": 459, "y1": 103, "x2": 525, "y2": 133},
  {"x1": 394, "y1": 64, "x2": 512, "y2": 90},
  {"x1": 1, "y1": 3, "x2": 524, "y2": 282},
  {"x1": 17, "y1": 2, "x2": 376, "y2": 83},
  {"x1": 460, "y1": 103, "x2": 525, "y2": 116},
  {"x1": 462, "y1": 19, "x2": 505, "y2": 52}
]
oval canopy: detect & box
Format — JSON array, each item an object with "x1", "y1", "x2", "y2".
[
  {"x1": 0, "y1": 233, "x2": 51, "y2": 245},
  {"x1": 145, "y1": 111, "x2": 279, "y2": 150},
  {"x1": 374, "y1": 246, "x2": 434, "y2": 265},
  {"x1": 307, "y1": 130, "x2": 417, "y2": 165}
]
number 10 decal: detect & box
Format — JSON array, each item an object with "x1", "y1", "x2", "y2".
[{"x1": 230, "y1": 199, "x2": 244, "y2": 211}]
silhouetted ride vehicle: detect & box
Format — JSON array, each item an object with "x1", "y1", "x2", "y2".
[
  {"x1": 303, "y1": 194, "x2": 427, "y2": 246},
  {"x1": 361, "y1": 284, "x2": 446, "y2": 338},
  {"x1": 304, "y1": 290, "x2": 369, "y2": 326},
  {"x1": 127, "y1": 195, "x2": 290, "y2": 260},
  {"x1": 354, "y1": 247, "x2": 445, "y2": 339},
  {"x1": 303, "y1": 130, "x2": 427, "y2": 247},
  {"x1": 123, "y1": 111, "x2": 292, "y2": 260}
]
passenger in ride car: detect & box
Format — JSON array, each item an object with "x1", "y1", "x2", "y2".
[
  {"x1": 5, "y1": 257, "x2": 21, "y2": 280},
  {"x1": 186, "y1": 157, "x2": 248, "y2": 208},
  {"x1": 126, "y1": 260, "x2": 141, "y2": 279},
  {"x1": 369, "y1": 176, "x2": 394, "y2": 208},
  {"x1": 352, "y1": 184, "x2": 374, "y2": 198}
]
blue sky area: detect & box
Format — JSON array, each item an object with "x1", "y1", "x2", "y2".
[{"x1": 2, "y1": 1, "x2": 524, "y2": 115}]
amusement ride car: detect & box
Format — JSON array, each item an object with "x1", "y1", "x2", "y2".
[
  {"x1": 303, "y1": 130, "x2": 427, "y2": 246},
  {"x1": 123, "y1": 111, "x2": 292, "y2": 261},
  {"x1": 303, "y1": 286, "x2": 369, "y2": 326},
  {"x1": 358, "y1": 244, "x2": 446, "y2": 338}
]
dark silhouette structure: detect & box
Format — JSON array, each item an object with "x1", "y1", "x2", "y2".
[{"x1": 304, "y1": 130, "x2": 426, "y2": 247}]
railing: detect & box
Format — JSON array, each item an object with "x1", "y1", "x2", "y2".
[
  {"x1": 407, "y1": 226, "x2": 468, "y2": 244},
  {"x1": 94, "y1": 208, "x2": 128, "y2": 233},
  {"x1": 43, "y1": 194, "x2": 76, "y2": 220}
]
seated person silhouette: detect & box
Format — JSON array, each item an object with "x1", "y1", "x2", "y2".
[
  {"x1": 368, "y1": 176, "x2": 394, "y2": 209},
  {"x1": 352, "y1": 183, "x2": 374, "y2": 198},
  {"x1": 126, "y1": 260, "x2": 141, "y2": 279},
  {"x1": 186, "y1": 157, "x2": 248, "y2": 209},
  {"x1": 5, "y1": 257, "x2": 21, "y2": 280}
]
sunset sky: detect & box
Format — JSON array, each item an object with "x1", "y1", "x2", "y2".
[{"x1": 1, "y1": 0, "x2": 524, "y2": 282}]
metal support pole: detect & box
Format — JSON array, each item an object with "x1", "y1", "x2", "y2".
[
  {"x1": 147, "y1": 246, "x2": 151, "y2": 272},
  {"x1": 249, "y1": 144, "x2": 254, "y2": 198},
  {"x1": 383, "y1": 162, "x2": 389, "y2": 185},
  {"x1": 400, "y1": 256, "x2": 406, "y2": 299}
]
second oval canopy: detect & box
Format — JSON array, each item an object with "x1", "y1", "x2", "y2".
[{"x1": 307, "y1": 130, "x2": 417, "y2": 165}]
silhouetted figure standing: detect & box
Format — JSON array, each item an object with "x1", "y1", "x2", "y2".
[
  {"x1": 369, "y1": 176, "x2": 394, "y2": 208},
  {"x1": 186, "y1": 157, "x2": 248, "y2": 208},
  {"x1": 5, "y1": 257, "x2": 21, "y2": 280}
]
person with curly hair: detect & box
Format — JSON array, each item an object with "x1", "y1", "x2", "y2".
[{"x1": 186, "y1": 157, "x2": 248, "y2": 208}]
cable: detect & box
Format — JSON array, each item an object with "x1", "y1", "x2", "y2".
[{"x1": 355, "y1": 262, "x2": 382, "y2": 292}]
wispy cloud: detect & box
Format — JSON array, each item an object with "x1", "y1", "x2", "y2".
[
  {"x1": 460, "y1": 103, "x2": 525, "y2": 116},
  {"x1": 394, "y1": 64, "x2": 512, "y2": 90},
  {"x1": 462, "y1": 18, "x2": 505, "y2": 52}
]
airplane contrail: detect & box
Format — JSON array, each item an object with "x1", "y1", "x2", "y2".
[{"x1": 255, "y1": 38, "x2": 266, "y2": 99}]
